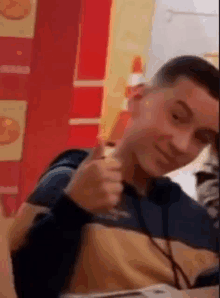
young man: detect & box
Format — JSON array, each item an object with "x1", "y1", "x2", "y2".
[{"x1": 12, "y1": 56, "x2": 219, "y2": 298}]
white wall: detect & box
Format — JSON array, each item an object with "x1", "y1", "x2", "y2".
[
  {"x1": 146, "y1": 0, "x2": 219, "y2": 79},
  {"x1": 145, "y1": 0, "x2": 219, "y2": 199}
]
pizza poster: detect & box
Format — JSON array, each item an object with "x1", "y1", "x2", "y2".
[
  {"x1": 0, "y1": 0, "x2": 38, "y2": 38},
  {"x1": 0, "y1": 100, "x2": 27, "y2": 161}
]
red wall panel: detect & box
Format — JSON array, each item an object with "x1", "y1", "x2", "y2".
[
  {"x1": 2, "y1": 194, "x2": 17, "y2": 217},
  {"x1": 19, "y1": 0, "x2": 83, "y2": 203},
  {"x1": 0, "y1": 37, "x2": 32, "y2": 101},
  {"x1": 77, "y1": 0, "x2": 112, "y2": 80},
  {"x1": 29, "y1": 1, "x2": 82, "y2": 88},
  {"x1": 0, "y1": 37, "x2": 32, "y2": 66},
  {"x1": 0, "y1": 74, "x2": 30, "y2": 100},
  {"x1": 0, "y1": 37, "x2": 33, "y2": 210},
  {"x1": 0, "y1": 0, "x2": 113, "y2": 210},
  {"x1": 0, "y1": 162, "x2": 20, "y2": 187},
  {"x1": 67, "y1": 0, "x2": 113, "y2": 149},
  {"x1": 67, "y1": 125, "x2": 99, "y2": 148},
  {"x1": 70, "y1": 87, "x2": 103, "y2": 118}
]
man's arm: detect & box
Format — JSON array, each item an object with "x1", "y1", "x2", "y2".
[
  {"x1": 0, "y1": 197, "x2": 18, "y2": 298},
  {"x1": 0, "y1": 238, "x2": 18, "y2": 298},
  {"x1": 9, "y1": 202, "x2": 50, "y2": 252},
  {"x1": 10, "y1": 166, "x2": 73, "y2": 252},
  {"x1": 10, "y1": 149, "x2": 90, "y2": 253},
  {"x1": 12, "y1": 194, "x2": 92, "y2": 298}
]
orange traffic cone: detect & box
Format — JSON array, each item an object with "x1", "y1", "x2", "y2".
[
  {"x1": 106, "y1": 56, "x2": 146, "y2": 148},
  {"x1": 125, "y1": 56, "x2": 146, "y2": 100}
]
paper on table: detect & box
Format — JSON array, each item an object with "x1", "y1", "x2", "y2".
[{"x1": 60, "y1": 284, "x2": 184, "y2": 298}]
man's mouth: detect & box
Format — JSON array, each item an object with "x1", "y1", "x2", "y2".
[{"x1": 154, "y1": 144, "x2": 175, "y2": 165}]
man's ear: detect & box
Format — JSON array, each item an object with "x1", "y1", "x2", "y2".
[
  {"x1": 128, "y1": 83, "x2": 151, "y2": 100},
  {"x1": 127, "y1": 84, "x2": 151, "y2": 118}
]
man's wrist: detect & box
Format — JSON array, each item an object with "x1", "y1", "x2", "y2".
[{"x1": 63, "y1": 189, "x2": 93, "y2": 215}]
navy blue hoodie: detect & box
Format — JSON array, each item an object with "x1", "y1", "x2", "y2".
[{"x1": 12, "y1": 150, "x2": 219, "y2": 298}]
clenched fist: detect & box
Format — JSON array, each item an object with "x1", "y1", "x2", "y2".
[{"x1": 65, "y1": 139, "x2": 124, "y2": 214}]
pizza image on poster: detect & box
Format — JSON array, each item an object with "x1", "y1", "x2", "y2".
[
  {"x1": 0, "y1": 0, "x2": 31, "y2": 21},
  {"x1": 0, "y1": 100, "x2": 27, "y2": 161},
  {"x1": 0, "y1": 115, "x2": 20, "y2": 145},
  {"x1": 0, "y1": 0, "x2": 38, "y2": 38}
]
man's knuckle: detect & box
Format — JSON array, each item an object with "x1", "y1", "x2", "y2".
[
  {"x1": 116, "y1": 172, "x2": 123, "y2": 181},
  {"x1": 108, "y1": 194, "x2": 119, "y2": 205},
  {"x1": 117, "y1": 183, "x2": 124, "y2": 192}
]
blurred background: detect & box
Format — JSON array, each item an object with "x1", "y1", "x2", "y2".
[{"x1": 0, "y1": 0, "x2": 219, "y2": 213}]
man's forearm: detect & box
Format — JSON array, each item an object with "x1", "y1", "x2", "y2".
[{"x1": 0, "y1": 239, "x2": 17, "y2": 298}]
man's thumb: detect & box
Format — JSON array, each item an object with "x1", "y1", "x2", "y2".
[{"x1": 88, "y1": 137, "x2": 105, "y2": 161}]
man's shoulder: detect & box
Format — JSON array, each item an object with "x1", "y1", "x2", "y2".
[
  {"x1": 139, "y1": 178, "x2": 218, "y2": 252},
  {"x1": 27, "y1": 149, "x2": 90, "y2": 208},
  {"x1": 47, "y1": 149, "x2": 90, "y2": 172},
  {"x1": 143, "y1": 176, "x2": 215, "y2": 222}
]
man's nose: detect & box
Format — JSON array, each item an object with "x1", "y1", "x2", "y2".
[{"x1": 172, "y1": 132, "x2": 192, "y2": 154}]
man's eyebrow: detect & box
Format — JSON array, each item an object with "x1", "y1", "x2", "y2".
[{"x1": 175, "y1": 100, "x2": 193, "y2": 118}]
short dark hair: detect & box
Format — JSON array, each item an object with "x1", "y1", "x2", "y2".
[{"x1": 153, "y1": 55, "x2": 219, "y2": 100}]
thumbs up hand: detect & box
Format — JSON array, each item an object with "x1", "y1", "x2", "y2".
[{"x1": 65, "y1": 139, "x2": 124, "y2": 214}]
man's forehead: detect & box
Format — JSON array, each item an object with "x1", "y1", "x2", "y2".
[
  {"x1": 152, "y1": 78, "x2": 205, "y2": 101},
  {"x1": 172, "y1": 77, "x2": 208, "y2": 97},
  {"x1": 163, "y1": 77, "x2": 219, "y2": 131},
  {"x1": 167, "y1": 78, "x2": 218, "y2": 107}
]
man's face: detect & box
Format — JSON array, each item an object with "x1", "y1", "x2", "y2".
[{"x1": 126, "y1": 78, "x2": 219, "y2": 177}]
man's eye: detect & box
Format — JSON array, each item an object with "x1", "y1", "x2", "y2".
[{"x1": 172, "y1": 114, "x2": 180, "y2": 121}]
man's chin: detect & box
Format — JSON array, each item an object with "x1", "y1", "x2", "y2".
[
  {"x1": 137, "y1": 159, "x2": 164, "y2": 179},
  {"x1": 133, "y1": 151, "x2": 170, "y2": 177}
]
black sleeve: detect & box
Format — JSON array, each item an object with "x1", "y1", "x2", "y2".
[
  {"x1": 27, "y1": 149, "x2": 90, "y2": 209},
  {"x1": 12, "y1": 194, "x2": 93, "y2": 298},
  {"x1": 27, "y1": 166, "x2": 74, "y2": 208}
]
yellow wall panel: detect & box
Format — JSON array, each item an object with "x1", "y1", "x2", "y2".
[{"x1": 100, "y1": 0, "x2": 156, "y2": 140}]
